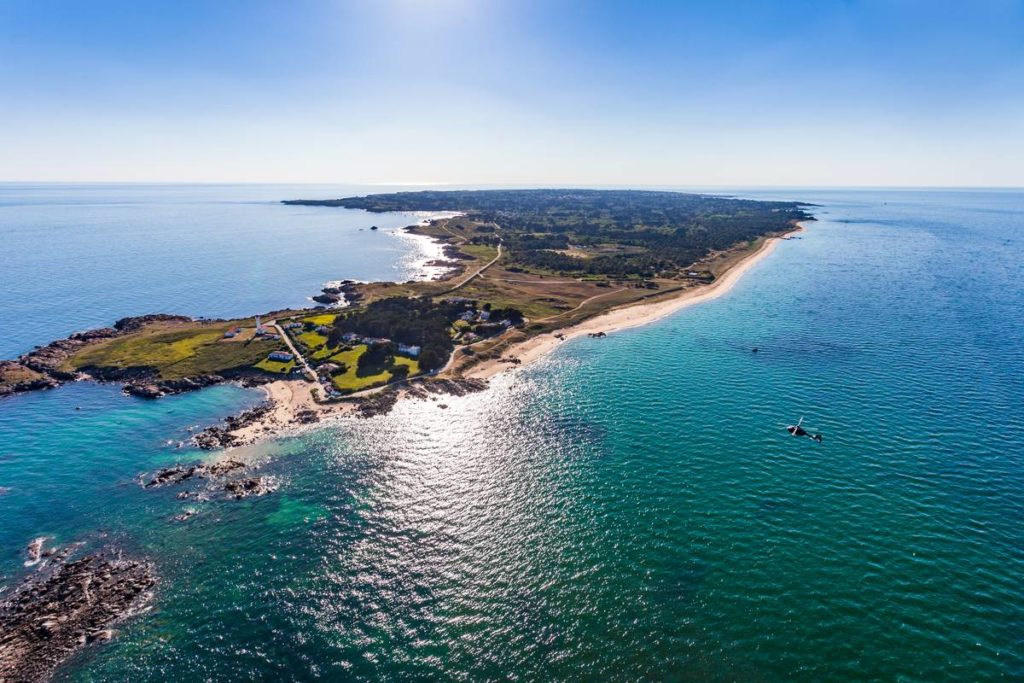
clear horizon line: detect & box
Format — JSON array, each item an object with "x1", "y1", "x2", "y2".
[{"x1": 1, "y1": 180, "x2": 1023, "y2": 191}]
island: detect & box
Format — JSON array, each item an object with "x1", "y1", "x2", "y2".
[
  {"x1": 1, "y1": 189, "x2": 813, "y2": 674},
  {"x1": 0, "y1": 189, "x2": 813, "y2": 442}
]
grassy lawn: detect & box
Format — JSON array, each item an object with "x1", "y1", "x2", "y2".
[
  {"x1": 392, "y1": 356, "x2": 420, "y2": 375},
  {"x1": 254, "y1": 358, "x2": 296, "y2": 374},
  {"x1": 311, "y1": 345, "x2": 340, "y2": 360},
  {"x1": 322, "y1": 346, "x2": 421, "y2": 394},
  {"x1": 331, "y1": 367, "x2": 391, "y2": 393},
  {"x1": 303, "y1": 313, "x2": 337, "y2": 326},
  {"x1": 72, "y1": 328, "x2": 224, "y2": 369},
  {"x1": 325, "y1": 344, "x2": 366, "y2": 366},
  {"x1": 69, "y1": 323, "x2": 289, "y2": 380},
  {"x1": 296, "y1": 331, "x2": 329, "y2": 350},
  {"x1": 459, "y1": 243, "x2": 499, "y2": 260}
]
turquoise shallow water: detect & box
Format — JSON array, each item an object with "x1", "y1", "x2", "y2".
[{"x1": 1, "y1": 189, "x2": 1023, "y2": 680}]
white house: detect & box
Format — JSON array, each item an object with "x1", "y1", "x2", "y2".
[
  {"x1": 397, "y1": 343, "x2": 421, "y2": 358},
  {"x1": 268, "y1": 351, "x2": 294, "y2": 362}
]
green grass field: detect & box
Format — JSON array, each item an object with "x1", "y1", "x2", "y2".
[
  {"x1": 254, "y1": 358, "x2": 296, "y2": 374},
  {"x1": 331, "y1": 367, "x2": 391, "y2": 392},
  {"x1": 70, "y1": 324, "x2": 289, "y2": 380},
  {"x1": 325, "y1": 344, "x2": 366, "y2": 367},
  {"x1": 323, "y1": 345, "x2": 421, "y2": 393},
  {"x1": 295, "y1": 331, "x2": 329, "y2": 350},
  {"x1": 303, "y1": 313, "x2": 337, "y2": 326},
  {"x1": 392, "y1": 356, "x2": 420, "y2": 375}
]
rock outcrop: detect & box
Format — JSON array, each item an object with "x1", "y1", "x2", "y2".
[
  {"x1": 124, "y1": 374, "x2": 224, "y2": 400},
  {"x1": 144, "y1": 459, "x2": 246, "y2": 488},
  {"x1": 2, "y1": 314, "x2": 196, "y2": 398},
  {"x1": 223, "y1": 477, "x2": 276, "y2": 499},
  {"x1": 190, "y1": 403, "x2": 273, "y2": 449},
  {"x1": 0, "y1": 551, "x2": 154, "y2": 682}
]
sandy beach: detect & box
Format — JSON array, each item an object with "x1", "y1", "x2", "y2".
[
  {"x1": 463, "y1": 226, "x2": 802, "y2": 380},
  {"x1": 221, "y1": 226, "x2": 802, "y2": 449}
]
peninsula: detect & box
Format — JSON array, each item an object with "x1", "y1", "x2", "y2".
[{"x1": 0, "y1": 190, "x2": 812, "y2": 440}]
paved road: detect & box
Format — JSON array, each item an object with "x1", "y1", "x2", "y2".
[{"x1": 271, "y1": 320, "x2": 316, "y2": 381}]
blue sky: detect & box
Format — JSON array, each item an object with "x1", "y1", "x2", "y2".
[{"x1": 1, "y1": 0, "x2": 1021, "y2": 186}]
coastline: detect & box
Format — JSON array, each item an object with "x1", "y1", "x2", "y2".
[
  {"x1": 392, "y1": 211, "x2": 465, "y2": 281},
  {"x1": 463, "y1": 225, "x2": 802, "y2": 381},
  {"x1": 224, "y1": 224, "x2": 803, "y2": 449}
]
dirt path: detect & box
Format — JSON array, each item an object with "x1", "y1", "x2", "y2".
[
  {"x1": 536, "y1": 286, "x2": 629, "y2": 323},
  {"x1": 435, "y1": 242, "x2": 504, "y2": 295}
]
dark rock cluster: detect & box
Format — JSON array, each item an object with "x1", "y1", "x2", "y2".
[
  {"x1": 293, "y1": 409, "x2": 320, "y2": 424},
  {"x1": 143, "y1": 459, "x2": 245, "y2": 488},
  {"x1": 312, "y1": 280, "x2": 362, "y2": 307},
  {"x1": 0, "y1": 361, "x2": 59, "y2": 396},
  {"x1": 0, "y1": 551, "x2": 154, "y2": 682},
  {"x1": 144, "y1": 458, "x2": 274, "y2": 502},
  {"x1": 312, "y1": 291, "x2": 341, "y2": 305},
  {"x1": 124, "y1": 374, "x2": 224, "y2": 400},
  {"x1": 190, "y1": 403, "x2": 273, "y2": 449},
  {"x1": 223, "y1": 477, "x2": 276, "y2": 499}
]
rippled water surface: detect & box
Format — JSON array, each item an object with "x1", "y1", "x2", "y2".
[
  {"x1": 1, "y1": 189, "x2": 1023, "y2": 680},
  {"x1": 0, "y1": 183, "x2": 442, "y2": 357}
]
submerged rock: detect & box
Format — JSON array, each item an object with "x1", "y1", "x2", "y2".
[
  {"x1": 223, "y1": 476, "x2": 275, "y2": 499},
  {"x1": 24, "y1": 536, "x2": 53, "y2": 566},
  {"x1": 143, "y1": 459, "x2": 245, "y2": 488}
]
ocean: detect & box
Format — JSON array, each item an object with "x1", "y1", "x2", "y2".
[
  {"x1": 1, "y1": 186, "x2": 1022, "y2": 680},
  {"x1": 0, "y1": 183, "x2": 446, "y2": 358}
]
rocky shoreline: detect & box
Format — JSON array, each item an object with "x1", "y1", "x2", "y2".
[
  {"x1": 0, "y1": 313, "x2": 284, "y2": 402},
  {"x1": 190, "y1": 404, "x2": 276, "y2": 449},
  {"x1": 0, "y1": 314, "x2": 192, "y2": 398},
  {"x1": 0, "y1": 547, "x2": 155, "y2": 682},
  {"x1": 312, "y1": 280, "x2": 363, "y2": 306}
]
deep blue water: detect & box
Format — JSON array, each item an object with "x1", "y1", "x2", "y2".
[
  {"x1": 0, "y1": 183, "x2": 445, "y2": 358},
  {"x1": 1, "y1": 187, "x2": 1023, "y2": 680}
]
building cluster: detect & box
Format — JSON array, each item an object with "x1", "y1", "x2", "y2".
[{"x1": 335, "y1": 332, "x2": 420, "y2": 357}]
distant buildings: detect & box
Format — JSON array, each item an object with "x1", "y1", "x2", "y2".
[{"x1": 268, "y1": 351, "x2": 294, "y2": 362}]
